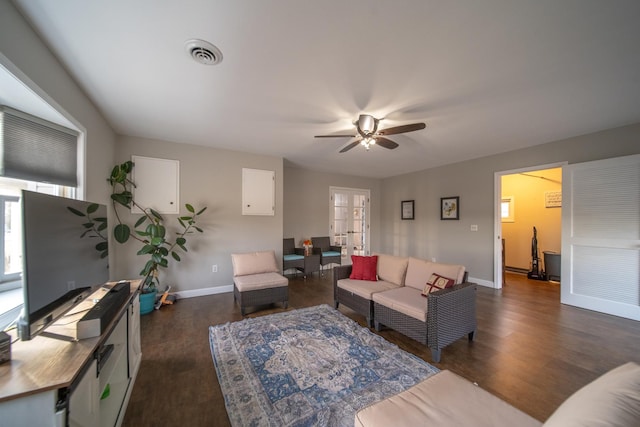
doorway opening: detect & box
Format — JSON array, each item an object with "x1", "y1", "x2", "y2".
[{"x1": 494, "y1": 162, "x2": 565, "y2": 289}]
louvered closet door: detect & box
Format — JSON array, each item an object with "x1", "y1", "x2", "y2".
[{"x1": 561, "y1": 154, "x2": 640, "y2": 321}]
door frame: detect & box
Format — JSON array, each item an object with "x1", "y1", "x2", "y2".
[
  {"x1": 329, "y1": 186, "x2": 371, "y2": 261},
  {"x1": 493, "y1": 162, "x2": 566, "y2": 288}
]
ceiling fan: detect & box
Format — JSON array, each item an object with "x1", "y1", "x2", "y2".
[{"x1": 315, "y1": 114, "x2": 426, "y2": 153}]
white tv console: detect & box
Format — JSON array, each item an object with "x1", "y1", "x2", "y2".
[{"x1": 0, "y1": 281, "x2": 141, "y2": 427}]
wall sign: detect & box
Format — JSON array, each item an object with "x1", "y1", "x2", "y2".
[
  {"x1": 401, "y1": 200, "x2": 414, "y2": 220},
  {"x1": 545, "y1": 191, "x2": 562, "y2": 208}
]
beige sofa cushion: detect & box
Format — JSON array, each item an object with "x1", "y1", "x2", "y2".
[
  {"x1": 233, "y1": 272, "x2": 288, "y2": 292},
  {"x1": 231, "y1": 250, "x2": 279, "y2": 277},
  {"x1": 337, "y1": 279, "x2": 400, "y2": 300},
  {"x1": 404, "y1": 257, "x2": 433, "y2": 290},
  {"x1": 374, "y1": 253, "x2": 408, "y2": 286},
  {"x1": 355, "y1": 370, "x2": 541, "y2": 427},
  {"x1": 543, "y1": 362, "x2": 640, "y2": 427},
  {"x1": 404, "y1": 257, "x2": 466, "y2": 290},
  {"x1": 372, "y1": 287, "x2": 427, "y2": 322}
]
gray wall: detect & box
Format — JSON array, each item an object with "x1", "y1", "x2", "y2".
[
  {"x1": 114, "y1": 136, "x2": 284, "y2": 293},
  {"x1": 283, "y1": 167, "x2": 382, "y2": 251},
  {"x1": 380, "y1": 123, "x2": 640, "y2": 283}
]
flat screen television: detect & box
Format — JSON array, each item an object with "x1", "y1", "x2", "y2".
[{"x1": 17, "y1": 190, "x2": 109, "y2": 341}]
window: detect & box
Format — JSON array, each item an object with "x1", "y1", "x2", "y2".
[
  {"x1": 0, "y1": 178, "x2": 75, "y2": 289},
  {"x1": 501, "y1": 196, "x2": 515, "y2": 222},
  {"x1": 0, "y1": 101, "x2": 79, "y2": 330},
  {"x1": 0, "y1": 194, "x2": 21, "y2": 284},
  {"x1": 0, "y1": 178, "x2": 76, "y2": 329}
]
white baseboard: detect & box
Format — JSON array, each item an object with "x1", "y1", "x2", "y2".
[
  {"x1": 469, "y1": 276, "x2": 495, "y2": 289},
  {"x1": 174, "y1": 285, "x2": 233, "y2": 299}
]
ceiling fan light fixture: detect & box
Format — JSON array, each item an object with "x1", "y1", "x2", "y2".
[
  {"x1": 360, "y1": 137, "x2": 376, "y2": 150},
  {"x1": 316, "y1": 114, "x2": 424, "y2": 153},
  {"x1": 357, "y1": 114, "x2": 378, "y2": 135}
]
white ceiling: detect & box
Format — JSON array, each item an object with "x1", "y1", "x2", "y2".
[{"x1": 10, "y1": 0, "x2": 640, "y2": 178}]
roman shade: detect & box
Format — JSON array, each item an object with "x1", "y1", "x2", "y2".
[{"x1": 0, "y1": 106, "x2": 78, "y2": 187}]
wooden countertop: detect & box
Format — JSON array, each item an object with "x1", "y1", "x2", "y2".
[{"x1": 0, "y1": 281, "x2": 139, "y2": 402}]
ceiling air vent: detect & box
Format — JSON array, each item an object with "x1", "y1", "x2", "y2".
[{"x1": 184, "y1": 39, "x2": 223, "y2": 66}]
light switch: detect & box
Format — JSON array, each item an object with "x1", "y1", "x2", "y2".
[{"x1": 470, "y1": 225, "x2": 478, "y2": 231}]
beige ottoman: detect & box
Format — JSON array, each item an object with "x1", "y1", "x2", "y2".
[{"x1": 355, "y1": 370, "x2": 541, "y2": 427}]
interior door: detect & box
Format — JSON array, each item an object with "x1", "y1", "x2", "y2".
[
  {"x1": 330, "y1": 187, "x2": 370, "y2": 262},
  {"x1": 561, "y1": 154, "x2": 640, "y2": 321}
]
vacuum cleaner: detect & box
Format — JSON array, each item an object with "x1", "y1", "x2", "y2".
[{"x1": 527, "y1": 226, "x2": 547, "y2": 281}]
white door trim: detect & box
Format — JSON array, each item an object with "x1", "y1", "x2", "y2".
[
  {"x1": 493, "y1": 162, "x2": 567, "y2": 289},
  {"x1": 329, "y1": 186, "x2": 371, "y2": 261}
]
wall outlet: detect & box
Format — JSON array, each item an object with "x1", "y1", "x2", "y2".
[
  {"x1": 470, "y1": 224, "x2": 478, "y2": 231},
  {"x1": 212, "y1": 264, "x2": 218, "y2": 273}
]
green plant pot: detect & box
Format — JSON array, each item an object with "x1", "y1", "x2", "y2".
[{"x1": 139, "y1": 290, "x2": 157, "y2": 315}]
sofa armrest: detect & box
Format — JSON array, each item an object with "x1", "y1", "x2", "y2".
[
  {"x1": 427, "y1": 282, "x2": 477, "y2": 352},
  {"x1": 333, "y1": 264, "x2": 353, "y2": 294},
  {"x1": 329, "y1": 245, "x2": 342, "y2": 253},
  {"x1": 294, "y1": 247, "x2": 305, "y2": 256}
]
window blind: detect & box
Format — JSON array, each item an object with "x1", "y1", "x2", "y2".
[{"x1": 0, "y1": 106, "x2": 78, "y2": 187}]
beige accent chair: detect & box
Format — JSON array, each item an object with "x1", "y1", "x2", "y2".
[{"x1": 231, "y1": 250, "x2": 288, "y2": 315}]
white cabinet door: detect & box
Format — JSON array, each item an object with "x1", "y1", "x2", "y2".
[
  {"x1": 131, "y1": 156, "x2": 179, "y2": 214},
  {"x1": 128, "y1": 295, "x2": 141, "y2": 378},
  {"x1": 242, "y1": 168, "x2": 275, "y2": 215},
  {"x1": 69, "y1": 360, "x2": 99, "y2": 427}
]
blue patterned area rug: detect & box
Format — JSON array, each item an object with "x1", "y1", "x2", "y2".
[{"x1": 209, "y1": 304, "x2": 438, "y2": 426}]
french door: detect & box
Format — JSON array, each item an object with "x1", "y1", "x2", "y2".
[{"x1": 330, "y1": 187, "x2": 370, "y2": 262}]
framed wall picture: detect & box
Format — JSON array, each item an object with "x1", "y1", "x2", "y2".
[
  {"x1": 401, "y1": 200, "x2": 414, "y2": 220},
  {"x1": 441, "y1": 196, "x2": 459, "y2": 220}
]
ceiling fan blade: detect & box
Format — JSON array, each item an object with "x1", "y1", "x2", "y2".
[
  {"x1": 377, "y1": 122, "x2": 426, "y2": 136},
  {"x1": 375, "y1": 137, "x2": 399, "y2": 150},
  {"x1": 339, "y1": 140, "x2": 361, "y2": 153},
  {"x1": 315, "y1": 134, "x2": 357, "y2": 138}
]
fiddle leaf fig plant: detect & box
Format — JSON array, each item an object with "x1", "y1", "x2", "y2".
[{"x1": 108, "y1": 160, "x2": 206, "y2": 292}]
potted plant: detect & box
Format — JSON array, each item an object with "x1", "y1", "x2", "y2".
[{"x1": 108, "y1": 160, "x2": 206, "y2": 314}]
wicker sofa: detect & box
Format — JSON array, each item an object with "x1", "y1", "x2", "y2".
[{"x1": 334, "y1": 254, "x2": 476, "y2": 362}]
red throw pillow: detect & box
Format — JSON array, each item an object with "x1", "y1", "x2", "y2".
[
  {"x1": 421, "y1": 273, "x2": 455, "y2": 297},
  {"x1": 350, "y1": 255, "x2": 378, "y2": 281}
]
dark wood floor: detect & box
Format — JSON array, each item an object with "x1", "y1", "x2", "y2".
[{"x1": 122, "y1": 272, "x2": 640, "y2": 426}]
